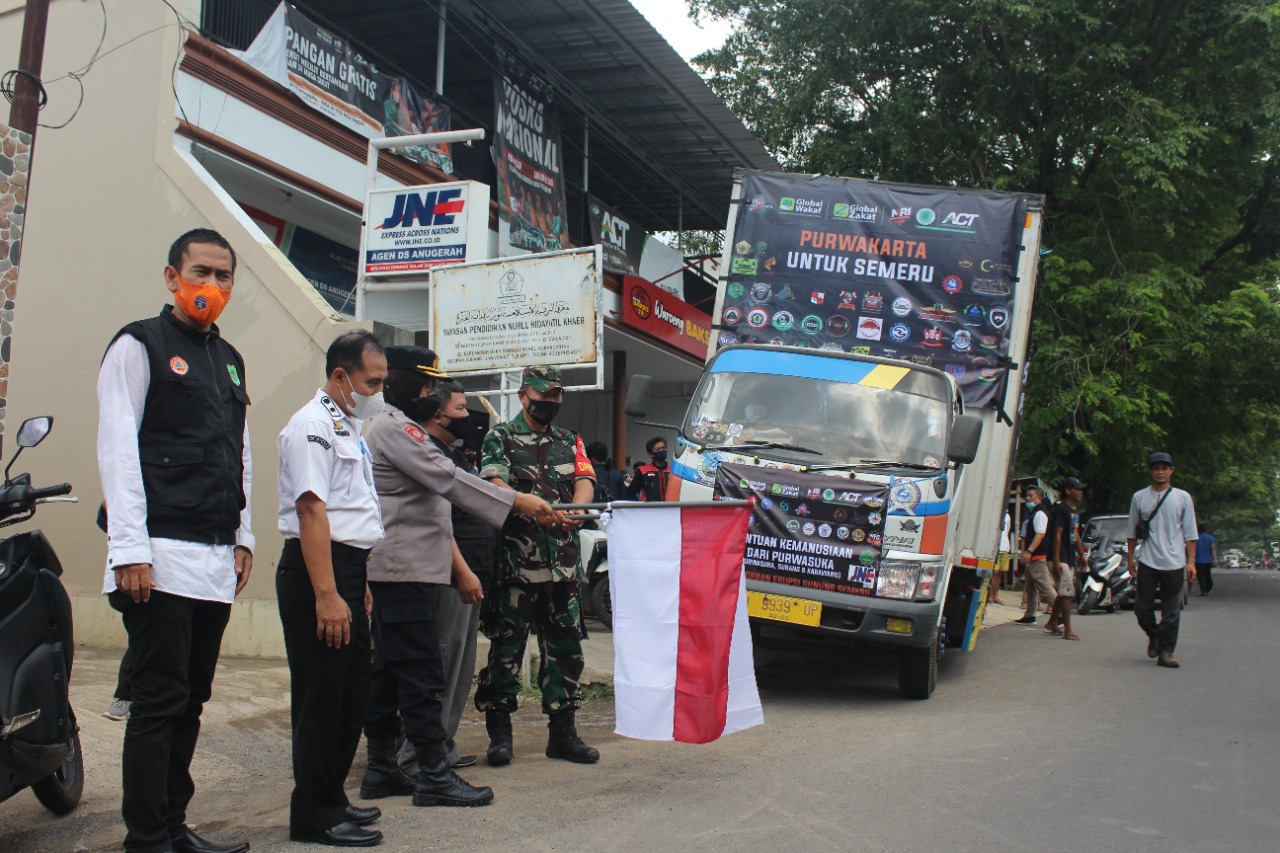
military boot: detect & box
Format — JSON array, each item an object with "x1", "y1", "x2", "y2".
[
  {"x1": 360, "y1": 737, "x2": 416, "y2": 799},
  {"x1": 546, "y1": 709, "x2": 600, "y2": 764},
  {"x1": 485, "y1": 709, "x2": 514, "y2": 766},
  {"x1": 411, "y1": 741, "x2": 495, "y2": 807}
]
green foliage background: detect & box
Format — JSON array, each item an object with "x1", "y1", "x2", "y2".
[{"x1": 690, "y1": 0, "x2": 1280, "y2": 535}]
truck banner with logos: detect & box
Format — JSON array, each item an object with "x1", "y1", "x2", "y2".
[
  {"x1": 493, "y1": 45, "x2": 569, "y2": 254},
  {"x1": 718, "y1": 171, "x2": 1029, "y2": 408},
  {"x1": 361, "y1": 181, "x2": 489, "y2": 277},
  {"x1": 432, "y1": 248, "x2": 601, "y2": 374},
  {"x1": 715, "y1": 464, "x2": 889, "y2": 598},
  {"x1": 235, "y1": 2, "x2": 453, "y2": 173},
  {"x1": 587, "y1": 195, "x2": 644, "y2": 276},
  {"x1": 620, "y1": 275, "x2": 710, "y2": 360}
]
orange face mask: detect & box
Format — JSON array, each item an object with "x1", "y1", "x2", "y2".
[{"x1": 172, "y1": 274, "x2": 231, "y2": 325}]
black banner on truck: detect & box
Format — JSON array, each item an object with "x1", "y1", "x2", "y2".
[
  {"x1": 720, "y1": 172, "x2": 1028, "y2": 408},
  {"x1": 715, "y1": 463, "x2": 888, "y2": 597}
]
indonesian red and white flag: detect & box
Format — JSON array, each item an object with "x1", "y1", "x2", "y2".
[{"x1": 604, "y1": 502, "x2": 763, "y2": 743}]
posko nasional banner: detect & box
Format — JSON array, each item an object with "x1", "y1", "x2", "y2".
[{"x1": 718, "y1": 171, "x2": 1030, "y2": 408}]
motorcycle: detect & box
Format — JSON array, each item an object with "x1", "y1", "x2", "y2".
[
  {"x1": 1078, "y1": 543, "x2": 1136, "y2": 615},
  {"x1": 578, "y1": 526, "x2": 612, "y2": 630},
  {"x1": 0, "y1": 416, "x2": 82, "y2": 814}
]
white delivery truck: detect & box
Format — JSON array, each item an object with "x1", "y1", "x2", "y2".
[{"x1": 627, "y1": 170, "x2": 1045, "y2": 698}]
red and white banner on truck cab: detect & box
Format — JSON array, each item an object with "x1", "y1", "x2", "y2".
[{"x1": 604, "y1": 503, "x2": 763, "y2": 743}]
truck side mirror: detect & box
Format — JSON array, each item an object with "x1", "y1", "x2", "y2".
[
  {"x1": 624, "y1": 374, "x2": 653, "y2": 418},
  {"x1": 946, "y1": 415, "x2": 982, "y2": 464}
]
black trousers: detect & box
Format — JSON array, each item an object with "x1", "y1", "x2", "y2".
[
  {"x1": 108, "y1": 590, "x2": 231, "y2": 853},
  {"x1": 1196, "y1": 562, "x2": 1214, "y2": 595},
  {"x1": 1135, "y1": 563, "x2": 1185, "y2": 654},
  {"x1": 364, "y1": 581, "x2": 447, "y2": 748},
  {"x1": 277, "y1": 539, "x2": 372, "y2": 834},
  {"x1": 115, "y1": 644, "x2": 135, "y2": 701}
]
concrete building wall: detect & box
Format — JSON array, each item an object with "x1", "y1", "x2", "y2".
[{"x1": 0, "y1": 1, "x2": 355, "y2": 657}]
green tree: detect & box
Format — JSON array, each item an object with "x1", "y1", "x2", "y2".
[{"x1": 692, "y1": 0, "x2": 1280, "y2": 516}]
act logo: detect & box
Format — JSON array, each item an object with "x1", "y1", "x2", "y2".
[
  {"x1": 377, "y1": 188, "x2": 464, "y2": 229},
  {"x1": 941, "y1": 212, "x2": 980, "y2": 229}
]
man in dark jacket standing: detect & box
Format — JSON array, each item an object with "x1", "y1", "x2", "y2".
[{"x1": 98, "y1": 229, "x2": 254, "y2": 853}]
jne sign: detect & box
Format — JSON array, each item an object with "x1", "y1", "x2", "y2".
[
  {"x1": 620, "y1": 275, "x2": 711, "y2": 360},
  {"x1": 361, "y1": 181, "x2": 490, "y2": 277}
]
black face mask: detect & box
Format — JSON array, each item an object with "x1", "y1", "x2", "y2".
[
  {"x1": 405, "y1": 396, "x2": 440, "y2": 424},
  {"x1": 442, "y1": 412, "x2": 474, "y2": 439},
  {"x1": 526, "y1": 399, "x2": 561, "y2": 426},
  {"x1": 653, "y1": 449, "x2": 668, "y2": 463}
]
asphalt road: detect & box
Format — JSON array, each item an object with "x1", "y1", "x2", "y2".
[{"x1": 5, "y1": 570, "x2": 1278, "y2": 853}]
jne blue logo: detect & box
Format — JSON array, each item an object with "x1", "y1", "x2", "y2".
[{"x1": 377, "y1": 188, "x2": 465, "y2": 230}]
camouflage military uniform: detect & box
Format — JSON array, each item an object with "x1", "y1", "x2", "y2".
[{"x1": 473, "y1": 411, "x2": 595, "y2": 715}]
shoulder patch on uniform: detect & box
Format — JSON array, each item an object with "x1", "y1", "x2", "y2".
[
  {"x1": 405, "y1": 425, "x2": 428, "y2": 442},
  {"x1": 320, "y1": 395, "x2": 344, "y2": 419},
  {"x1": 169, "y1": 356, "x2": 189, "y2": 376},
  {"x1": 307, "y1": 434, "x2": 332, "y2": 450}
]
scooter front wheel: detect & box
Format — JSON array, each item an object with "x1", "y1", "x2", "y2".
[{"x1": 32, "y1": 727, "x2": 83, "y2": 815}]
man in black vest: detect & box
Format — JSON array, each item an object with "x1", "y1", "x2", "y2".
[{"x1": 98, "y1": 229, "x2": 254, "y2": 853}]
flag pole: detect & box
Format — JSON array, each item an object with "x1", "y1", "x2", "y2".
[{"x1": 554, "y1": 500, "x2": 752, "y2": 511}]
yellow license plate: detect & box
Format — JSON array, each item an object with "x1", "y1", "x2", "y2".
[{"x1": 747, "y1": 591, "x2": 822, "y2": 627}]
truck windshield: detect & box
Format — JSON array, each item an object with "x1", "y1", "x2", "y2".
[{"x1": 683, "y1": 365, "x2": 951, "y2": 469}]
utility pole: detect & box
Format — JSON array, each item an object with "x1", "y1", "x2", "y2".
[{"x1": 8, "y1": 0, "x2": 51, "y2": 138}]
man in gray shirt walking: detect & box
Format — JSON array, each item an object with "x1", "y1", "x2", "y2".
[{"x1": 1126, "y1": 452, "x2": 1198, "y2": 668}]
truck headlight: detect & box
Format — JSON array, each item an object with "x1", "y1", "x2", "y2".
[{"x1": 876, "y1": 560, "x2": 944, "y2": 601}]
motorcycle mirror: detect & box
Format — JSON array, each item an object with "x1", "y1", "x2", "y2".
[{"x1": 16, "y1": 416, "x2": 52, "y2": 448}]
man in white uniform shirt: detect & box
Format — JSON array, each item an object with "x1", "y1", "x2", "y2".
[
  {"x1": 98, "y1": 229, "x2": 254, "y2": 853},
  {"x1": 276, "y1": 331, "x2": 389, "y2": 847},
  {"x1": 1127, "y1": 451, "x2": 1198, "y2": 668}
]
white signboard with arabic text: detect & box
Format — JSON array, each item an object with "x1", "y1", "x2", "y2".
[{"x1": 432, "y1": 247, "x2": 601, "y2": 375}]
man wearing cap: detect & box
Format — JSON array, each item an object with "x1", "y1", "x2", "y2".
[
  {"x1": 1045, "y1": 476, "x2": 1087, "y2": 640},
  {"x1": 1126, "y1": 452, "x2": 1198, "y2": 668},
  {"x1": 359, "y1": 347, "x2": 564, "y2": 809},
  {"x1": 474, "y1": 365, "x2": 600, "y2": 766}
]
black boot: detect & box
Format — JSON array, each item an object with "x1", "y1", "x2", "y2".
[
  {"x1": 359, "y1": 737, "x2": 416, "y2": 799},
  {"x1": 485, "y1": 709, "x2": 513, "y2": 767},
  {"x1": 411, "y1": 741, "x2": 495, "y2": 807},
  {"x1": 546, "y1": 709, "x2": 599, "y2": 764}
]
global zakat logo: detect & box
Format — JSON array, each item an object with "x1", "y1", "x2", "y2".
[
  {"x1": 778, "y1": 196, "x2": 824, "y2": 216},
  {"x1": 629, "y1": 285, "x2": 652, "y2": 320},
  {"x1": 376, "y1": 187, "x2": 465, "y2": 230},
  {"x1": 833, "y1": 201, "x2": 878, "y2": 222},
  {"x1": 857, "y1": 317, "x2": 883, "y2": 340},
  {"x1": 942, "y1": 275, "x2": 964, "y2": 295},
  {"x1": 890, "y1": 207, "x2": 913, "y2": 225}
]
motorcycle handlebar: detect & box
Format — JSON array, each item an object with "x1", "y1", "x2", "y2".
[{"x1": 29, "y1": 483, "x2": 72, "y2": 500}]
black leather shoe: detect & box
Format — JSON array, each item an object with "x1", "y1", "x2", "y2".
[
  {"x1": 452, "y1": 754, "x2": 479, "y2": 769},
  {"x1": 171, "y1": 825, "x2": 250, "y2": 853},
  {"x1": 289, "y1": 821, "x2": 383, "y2": 847},
  {"x1": 345, "y1": 804, "x2": 381, "y2": 826}
]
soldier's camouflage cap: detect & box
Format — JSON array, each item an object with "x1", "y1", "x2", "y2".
[{"x1": 522, "y1": 365, "x2": 562, "y2": 392}]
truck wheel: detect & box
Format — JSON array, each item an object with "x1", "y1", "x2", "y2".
[
  {"x1": 1078, "y1": 588, "x2": 1098, "y2": 616},
  {"x1": 32, "y1": 728, "x2": 83, "y2": 815},
  {"x1": 590, "y1": 576, "x2": 612, "y2": 630},
  {"x1": 898, "y1": 635, "x2": 938, "y2": 700}
]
